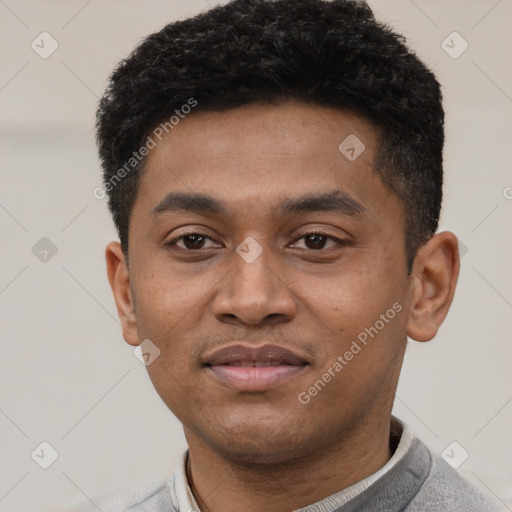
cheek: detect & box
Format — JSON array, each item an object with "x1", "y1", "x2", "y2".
[
  {"x1": 301, "y1": 271, "x2": 407, "y2": 404},
  {"x1": 305, "y1": 253, "x2": 408, "y2": 366},
  {"x1": 131, "y1": 258, "x2": 208, "y2": 339},
  {"x1": 314, "y1": 267, "x2": 400, "y2": 328},
  {"x1": 129, "y1": 259, "x2": 213, "y2": 394}
]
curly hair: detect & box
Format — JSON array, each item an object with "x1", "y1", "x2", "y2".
[{"x1": 96, "y1": 0, "x2": 444, "y2": 271}]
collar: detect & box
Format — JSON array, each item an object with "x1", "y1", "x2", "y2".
[{"x1": 167, "y1": 416, "x2": 415, "y2": 512}]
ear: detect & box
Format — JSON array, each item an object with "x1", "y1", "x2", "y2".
[
  {"x1": 406, "y1": 231, "x2": 460, "y2": 342},
  {"x1": 105, "y1": 241, "x2": 140, "y2": 346}
]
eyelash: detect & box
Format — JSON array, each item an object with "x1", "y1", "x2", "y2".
[{"x1": 165, "y1": 230, "x2": 346, "y2": 251}]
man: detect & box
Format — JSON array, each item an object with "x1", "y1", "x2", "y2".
[{"x1": 95, "y1": 0, "x2": 503, "y2": 510}]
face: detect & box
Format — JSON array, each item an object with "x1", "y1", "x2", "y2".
[{"x1": 112, "y1": 102, "x2": 420, "y2": 464}]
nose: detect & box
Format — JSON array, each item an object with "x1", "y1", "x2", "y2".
[{"x1": 212, "y1": 242, "x2": 297, "y2": 326}]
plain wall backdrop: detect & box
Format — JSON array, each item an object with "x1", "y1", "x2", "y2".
[{"x1": 1, "y1": 1, "x2": 511, "y2": 510}]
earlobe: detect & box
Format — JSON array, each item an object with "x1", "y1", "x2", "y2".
[
  {"x1": 406, "y1": 232, "x2": 460, "y2": 342},
  {"x1": 105, "y1": 241, "x2": 140, "y2": 346}
]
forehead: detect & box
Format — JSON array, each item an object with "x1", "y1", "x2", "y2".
[{"x1": 135, "y1": 102, "x2": 394, "y2": 221}]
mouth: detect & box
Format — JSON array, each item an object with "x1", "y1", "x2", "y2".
[{"x1": 202, "y1": 343, "x2": 310, "y2": 392}]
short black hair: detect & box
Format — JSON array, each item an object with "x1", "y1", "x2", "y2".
[{"x1": 96, "y1": 0, "x2": 444, "y2": 271}]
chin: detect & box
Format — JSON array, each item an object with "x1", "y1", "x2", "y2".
[
  {"x1": 195, "y1": 416, "x2": 317, "y2": 466},
  {"x1": 211, "y1": 438, "x2": 306, "y2": 467}
]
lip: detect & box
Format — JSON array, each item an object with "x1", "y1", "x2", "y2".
[{"x1": 202, "y1": 343, "x2": 310, "y2": 392}]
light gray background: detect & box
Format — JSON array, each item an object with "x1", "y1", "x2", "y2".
[{"x1": 1, "y1": 1, "x2": 511, "y2": 510}]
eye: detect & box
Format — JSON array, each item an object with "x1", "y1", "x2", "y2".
[
  {"x1": 166, "y1": 230, "x2": 345, "y2": 252},
  {"x1": 290, "y1": 232, "x2": 345, "y2": 250},
  {"x1": 166, "y1": 232, "x2": 221, "y2": 251}
]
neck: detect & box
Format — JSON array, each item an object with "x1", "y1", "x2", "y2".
[{"x1": 184, "y1": 416, "x2": 395, "y2": 512}]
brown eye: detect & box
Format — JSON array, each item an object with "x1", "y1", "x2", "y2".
[
  {"x1": 182, "y1": 234, "x2": 207, "y2": 250},
  {"x1": 304, "y1": 234, "x2": 328, "y2": 250},
  {"x1": 166, "y1": 232, "x2": 221, "y2": 251},
  {"x1": 291, "y1": 232, "x2": 343, "y2": 250}
]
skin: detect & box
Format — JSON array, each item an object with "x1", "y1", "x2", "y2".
[{"x1": 106, "y1": 102, "x2": 459, "y2": 512}]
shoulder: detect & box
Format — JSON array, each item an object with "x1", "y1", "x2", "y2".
[
  {"x1": 407, "y1": 445, "x2": 504, "y2": 512},
  {"x1": 88, "y1": 479, "x2": 176, "y2": 512}
]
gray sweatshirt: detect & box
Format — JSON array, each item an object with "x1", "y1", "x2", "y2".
[{"x1": 92, "y1": 421, "x2": 504, "y2": 511}]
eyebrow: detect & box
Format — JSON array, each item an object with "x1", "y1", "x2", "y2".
[
  {"x1": 151, "y1": 190, "x2": 365, "y2": 218},
  {"x1": 152, "y1": 192, "x2": 226, "y2": 215},
  {"x1": 279, "y1": 190, "x2": 365, "y2": 217}
]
